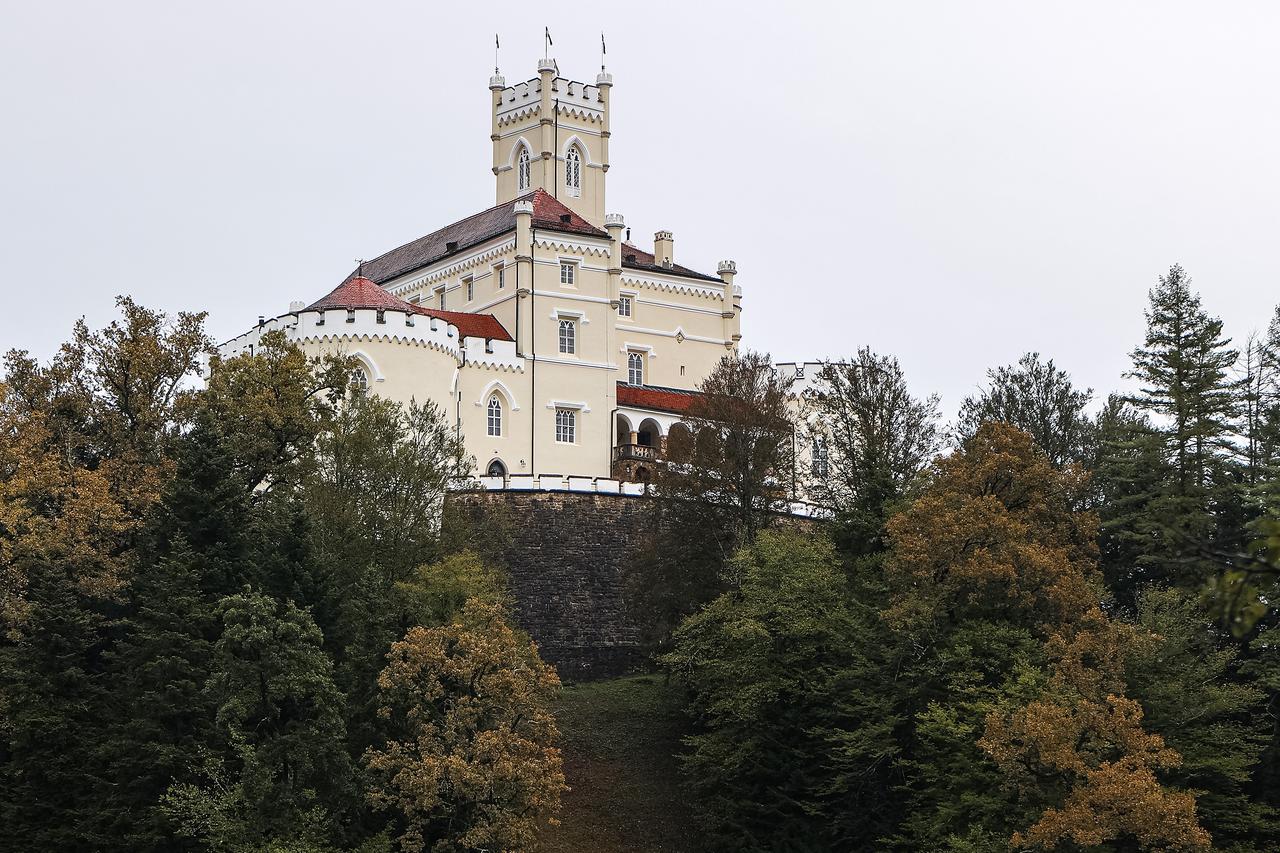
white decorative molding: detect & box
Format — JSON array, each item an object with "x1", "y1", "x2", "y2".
[
  {"x1": 546, "y1": 399, "x2": 591, "y2": 413},
  {"x1": 475, "y1": 378, "x2": 521, "y2": 411}
]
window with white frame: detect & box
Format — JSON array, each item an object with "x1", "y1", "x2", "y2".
[
  {"x1": 559, "y1": 261, "x2": 576, "y2": 286},
  {"x1": 517, "y1": 146, "x2": 531, "y2": 191},
  {"x1": 618, "y1": 294, "x2": 632, "y2": 318},
  {"x1": 497, "y1": 265, "x2": 505, "y2": 289},
  {"x1": 464, "y1": 277, "x2": 473, "y2": 303},
  {"x1": 436, "y1": 288, "x2": 445, "y2": 310},
  {"x1": 555, "y1": 408, "x2": 576, "y2": 443},
  {"x1": 627, "y1": 351, "x2": 644, "y2": 386},
  {"x1": 811, "y1": 437, "x2": 830, "y2": 478},
  {"x1": 558, "y1": 318, "x2": 576, "y2": 354},
  {"x1": 565, "y1": 146, "x2": 581, "y2": 196},
  {"x1": 487, "y1": 394, "x2": 502, "y2": 436},
  {"x1": 349, "y1": 366, "x2": 369, "y2": 396}
]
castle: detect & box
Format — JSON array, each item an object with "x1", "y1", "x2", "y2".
[{"x1": 222, "y1": 55, "x2": 821, "y2": 492}]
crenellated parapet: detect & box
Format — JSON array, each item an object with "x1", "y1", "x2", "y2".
[{"x1": 222, "y1": 307, "x2": 462, "y2": 363}]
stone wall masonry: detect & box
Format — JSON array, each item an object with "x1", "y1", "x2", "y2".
[
  {"x1": 446, "y1": 488, "x2": 821, "y2": 682},
  {"x1": 448, "y1": 489, "x2": 652, "y2": 681}
]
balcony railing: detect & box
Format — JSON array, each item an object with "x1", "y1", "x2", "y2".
[{"x1": 613, "y1": 443, "x2": 658, "y2": 462}]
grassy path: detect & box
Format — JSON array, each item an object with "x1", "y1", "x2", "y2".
[{"x1": 539, "y1": 675, "x2": 704, "y2": 853}]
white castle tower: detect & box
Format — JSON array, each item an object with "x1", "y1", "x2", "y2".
[{"x1": 490, "y1": 60, "x2": 612, "y2": 227}]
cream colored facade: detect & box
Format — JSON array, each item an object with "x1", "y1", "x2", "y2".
[{"x1": 221, "y1": 57, "x2": 744, "y2": 482}]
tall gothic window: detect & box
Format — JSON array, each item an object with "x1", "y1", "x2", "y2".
[
  {"x1": 558, "y1": 318, "x2": 576, "y2": 354},
  {"x1": 628, "y1": 351, "x2": 644, "y2": 386},
  {"x1": 517, "y1": 146, "x2": 531, "y2": 191},
  {"x1": 487, "y1": 394, "x2": 502, "y2": 436},
  {"x1": 555, "y1": 408, "x2": 576, "y2": 443},
  {"x1": 565, "y1": 146, "x2": 581, "y2": 196},
  {"x1": 349, "y1": 366, "x2": 369, "y2": 396},
  {"x1": 811, "y1": 437, "x2": 830, "y2": 478}
]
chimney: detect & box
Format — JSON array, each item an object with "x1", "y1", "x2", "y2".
[
  {"x1": 289, "y1": 300, "x2": 305, "y2": 313},
  {"x1": 654, "y1": 230, "x2": 674, "y2": 267}
]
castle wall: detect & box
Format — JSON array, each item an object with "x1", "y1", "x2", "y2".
[
  {"x1": 447, "y1": 487, "x2": 824, "y2": 681},
  {"x1": 448, "y1": 489, "x2": 652, "y2": 680}
]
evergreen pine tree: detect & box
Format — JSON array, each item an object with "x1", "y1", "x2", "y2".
[{"x1": 1122, "y1": 264, "x2": 1243, "y2": 588}]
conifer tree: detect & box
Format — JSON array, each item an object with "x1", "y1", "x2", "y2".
[
  {"x1": 1119, "y1": 264, "x2": 1243, "y2": 587},
  {"x1": 664, "y1": 530, "x2": 900, "y2": 852}
]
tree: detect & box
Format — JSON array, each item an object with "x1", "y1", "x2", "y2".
[
  {"x1": 0, "y1": 298, "x2": 209, "y2": 850},
  {"x1": 803, "y1": 349, "x2": 941, "y2": 554},
  {"x1": 1118, "y1": 264, "x2": 1244, "y2": 587},
  {"x1": 663, "y1": 530, "x2": 901, "y2": 852},
  {"x1": 955, "y1": 351, "x2": 1095, "y2": 468},
  {"x1": 364, "y1": 599, "x2": 564, "y2": 853},
  {"x1": 655, "y1": 349, "x2": 796, "y2": 540},
  {"x1": 629, "y1": 351, "x2": 796, "y2": 649},
  {"x1": 161, "y1": 590, "x2": 353, "y2": 851},
  {"x1": 1125, "y1": 587, "x2": 1275, "y2": 852},
  {"x1": 886, "y1": 423, "x2": 1209, "y2": 851},
  {"x1": 201, "y1": 330, "x2": 350, "y2": 498}
]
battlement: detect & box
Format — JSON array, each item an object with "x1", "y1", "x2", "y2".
[{"x1": 495, "y1": 75, "x2": 604, "y2": 125}]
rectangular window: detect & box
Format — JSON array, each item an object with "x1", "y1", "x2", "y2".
[
  {"x1": 408, "y1": 294, "x2": 421, "y2": 304},
  {"x1": 464, "y1": 277, "x2": 473, "y2": 303},
  {"x1": 437, "y1": 288, "x2": 445, "y2": 310},
  {"x1": 618, "y1": 295, "x2": 632, "y2": 318},
  {"x1": 558, "y1": 318, "x2": 576, "y2": 354},
  {"x1": 555, "y1": 408, "x2": 576, "y2": 443},
  {"x1": 560, "y1": 262, "x2": 575, "y2": 286},
  {"x1": 497, "y1": 265, "x2": 505, "y2": 289}
]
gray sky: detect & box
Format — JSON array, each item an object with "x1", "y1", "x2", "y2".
[{"x1": 3, "y1": 1, "x2": 1278, "y2": 419}]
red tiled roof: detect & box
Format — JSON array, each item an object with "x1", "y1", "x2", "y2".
[
  {"x1": 306, "y1": 276, "x2": 418, "y2": 313},
  {"x1": 620, "y1": 243, "x2": 723, "y2": 284},
  {"x1": 348, "y1": 190, "x2": 606, "y2": 286},
  {"x1": 304, "y1": 276, "x2": 514, "y2": 342},
  {"x1": 616, "y1": 382, "x2": 702, "y2": 414},
  {"x1": 418, "y1": 308, "x2": 514, "y2": 342}
]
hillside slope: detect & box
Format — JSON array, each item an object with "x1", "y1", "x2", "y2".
[{"x1": 540, "y1": 675, "x2": 704, "y2": 853}]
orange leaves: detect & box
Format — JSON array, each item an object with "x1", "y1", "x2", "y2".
[
  {"x1": 365, "y1": 599, "x2": 566, "y2": 852},
  {"x1": 887, "y1": 423, "x2": 1211, "y2": 851}
]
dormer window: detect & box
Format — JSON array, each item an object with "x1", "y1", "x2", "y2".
[
  {"x1": 565, "y1": 146, "x2": 581, "y2": 197},
  {"x1": 517, "y1": 146, "x2": 531, "y2": 191}
]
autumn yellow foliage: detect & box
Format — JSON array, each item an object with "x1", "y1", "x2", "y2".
[
  {"x1": 365, "y1": 599, "x2": 566, "y2": 852},
  {"x1": 887, "y1": 423, "x2": 1211, "y2": 851}
]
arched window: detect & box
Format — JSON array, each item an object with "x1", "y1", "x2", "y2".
[
  {"x1": 349, "y1": 366, "x2": 369, "y2": 396},
  {"x1": 558, "y1": 318, "x2": 576, "y2": 354},
  {"x1": 627, "y1": 351, "x2": 644, "y2": 386},
  {"x1": 811, "y1": 437, "x2": 830, "y2": 479},
  {"x1": 487, "y1": 394, "x2": 502, "y2": 437},
  {"x1": 565, "y1": 146, "x2": 581, "y2": 196},
  {"x1": 486, "y1": 458, "x2": 507, "y2": 478},
  {"x1": 517, "y1": 146, "x2": 531, "y2": 191}
]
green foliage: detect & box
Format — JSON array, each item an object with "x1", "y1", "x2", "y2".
[
  {"x1": 1126, "y1": 587, "x2": 1276, "y2": 851},
  {"x1": 890, "y1": 622, "x2": 1046, "y2": 852},
  {"x1": 955, "y1": 351, "x2": 1095, "y2": 468},
  {"x1": 161, "y1": 590, "x2": 353, "y2": 850},
  {"x1": 664, "y1": 530, "x2": 900, "y2": 852},
  {"x1": 392, "y1": 550, "x2": 508, "y2": 627},
  {"x1": 805, "y1": 349, "x2": 941, "y2": 553}
]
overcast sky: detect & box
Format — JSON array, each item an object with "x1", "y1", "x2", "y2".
[{"x1": 3, "y1": 1, "x2": 1278, "y2": 419}]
